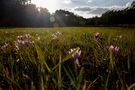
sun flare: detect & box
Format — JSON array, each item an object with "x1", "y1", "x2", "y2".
[{"x1": 32, "y1": 0, "x2": 59, "y2": 12}]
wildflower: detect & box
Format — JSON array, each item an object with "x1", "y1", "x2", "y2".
[
  {"x1": 36, "y1": 33, "x2": 39, "y2": 36},
  {"x1": 37, "y1": 37, "x2": 40, "y2": 40},
  {"x1": 17, "y1": 35, "x2": 23, "y2": 40},
  {"x1": 31, "y1": 41, "x2": 35, "y2": 44},
  {"x1": 14, "y1": 43, "x2": 19, "y2": 51},
  {"x1": 15, "y1": 34, "x2": 33, "y2": 48},
  {"x1": 109, "y1": 45, "x2": 120, "y2": 55},
  {"x1": 52, "y1": 34, "x2": 57, "y2": 40},
  {"x1": 52, "y1": 31, "x2": 62, "y2": 40},
  {"x1": 17, "y1": 40, "x2": 25, "y2": 46},
  {"x1": 69, "y1": 48, "x2": 81, "y2": 60},
  {"x1": 94, "y1": 32, "x2": 100, "y2": 41},
  {"x1": 25, "y1": 34, "x2": 31, "y2": 39},
  {"x1": 68, "y1": 48, "x2": 81, "y2": 68},
  {"x1": 16, "y1": 59, "x2": 20, "y2": 62}
]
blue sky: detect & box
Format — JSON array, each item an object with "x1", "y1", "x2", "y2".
[{"x1": 31, "y1": 0, "x2": 134, "y2": 18}]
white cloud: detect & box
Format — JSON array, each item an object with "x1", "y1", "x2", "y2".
[
  {"x1": 73, "y1": 5, "x2": 129, "y2": 18},
  {"x1": 63, "y1": 0, "x2": 72, "y2": 4},
  {"x1": 31, "y1": 0, "x2": 134, "y2": 18},
  {"x1": 126, "y1": 2, "x2": 131, "y2": 7},
  {"x1": 87, "y1": 0, "x2": 93, "y2": 3}
]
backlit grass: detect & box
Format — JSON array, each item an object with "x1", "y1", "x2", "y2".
[{"x1": 0, "y1": 27, "x2": 135, "y2": 90}]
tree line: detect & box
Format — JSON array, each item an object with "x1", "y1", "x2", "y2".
[{"x1": 0, "y1": 0, "x2": 135, "y2": 27}]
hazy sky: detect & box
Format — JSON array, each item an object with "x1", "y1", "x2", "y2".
[{"x1": 31, "y1": 0, "x2": 134, "y2": 18}]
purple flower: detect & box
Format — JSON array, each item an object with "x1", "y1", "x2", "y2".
[
  {"x1": 72, "y1": 50, "x2": 81, "y2": 59},
  {"x1": 15, "y1": 34, "x2": 33, "y2": 48},
  {"x1": 109, "y1": 45, "x2": 120, "y2": 55},
  {"x1": 68, "y1": 48, "x2": 81, "y2": 59},
  {"x1": 68, "y1": 48, "x2": 81, "y2": 67},
  {"x1": 17, "y1": 40, "x2": 25, "y2": 46}
]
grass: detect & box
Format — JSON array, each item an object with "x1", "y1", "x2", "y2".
[{"x1": 0, "y1": 27, "x2": 135, "y2": 90}]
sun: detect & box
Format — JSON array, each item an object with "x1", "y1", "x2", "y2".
[{"x1": 32, "y1": 0, "x2": 59, "y2": 13}]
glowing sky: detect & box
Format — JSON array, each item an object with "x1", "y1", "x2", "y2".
[{"x1": 31, "y1": 0, "x2": 134, "y2": 18}]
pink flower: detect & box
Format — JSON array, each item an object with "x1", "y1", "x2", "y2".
[{"x1": 109, "y1": 45, "x2": 120, "y2": 55}]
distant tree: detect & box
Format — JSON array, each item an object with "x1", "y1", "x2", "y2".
[
  {"x1": 54, "y1": 10, "x2": 85, "y2": 26},
  {"x1": 38, "y1": 7, "x2": 51, "y2": 27},
  {"x1": 0, "y1": 0, "x2": 135, "y2": 27}
]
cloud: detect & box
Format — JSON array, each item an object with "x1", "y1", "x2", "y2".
[
  {"x1": 73, "y1": 5, "x2": 129, "y2": 18},
  {"x1": 32, "y1": 0, "x2": 134, "y2": 18},
  {"x1": 126, "y1": 2, "x2": 131, "y2": 7},
  {"x1": 87, "y1": 0, "x2": 93, "y2": 3},
  {"x1": 74, "y1": 7, "x2": 107, "y2": 17},
  {"x1": 74, "y1": 7, "x2": 92, "y2": 11},
  {"x1": 63, "y1": 0, "x2": 72, "y2": 4},
  {"x1": 88, "y1": 8, "x2": 108, "y2": 15}
]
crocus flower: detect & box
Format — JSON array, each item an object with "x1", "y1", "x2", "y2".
[
  {"x1": 17, "y1": 40, "x2": 25, "y2": 46},
  {"x1": 69, "y1": 49, "x2": 81, "y2": 60},
  {"x1": 68, "y1": 48, "x2": 81, "y2": 68},
  {"x1": 109, "y1": 45, "x2": 120, "y2": 55}
]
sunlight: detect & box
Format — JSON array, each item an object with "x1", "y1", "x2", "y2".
[{"x1": 32, "y1": 0, "x2": 59, "y2": 12}]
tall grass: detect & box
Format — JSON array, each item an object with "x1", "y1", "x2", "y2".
[{"x1": 0, "y1": 27, "x2": 135, "y2": 90}]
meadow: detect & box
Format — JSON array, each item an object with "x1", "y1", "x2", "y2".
[{"x1": 0, "y1": 27, "x2": 135, "y2": 90}]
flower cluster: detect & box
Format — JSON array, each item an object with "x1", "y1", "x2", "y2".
[
  {"x1": 68, "y1": 48, "x2": 81, "y2": 67},
  {"x1": 15, "y1": 34, "x2": 34, "y2": 47},
  {"x1": 109, "y1": 45, "x2": 120, "y2": 55},
  {"x1": 52, "y1": 31, "x2": 62, "y2": 40}
]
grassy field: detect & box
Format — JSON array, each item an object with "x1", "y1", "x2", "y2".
[{"x1": 0, "y1": 27, "x2": 135, "y2": 90}]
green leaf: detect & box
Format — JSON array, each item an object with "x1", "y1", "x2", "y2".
[{"x1": 34, "y1": 43, "x2": 51, "y2": 73}]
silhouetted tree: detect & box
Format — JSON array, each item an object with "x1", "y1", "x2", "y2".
[
  {"x1": 54, "y1": 10, "x2": 85, "y2": 27},
  {"x1": 131, "y1": 1, "x2": 135, "y2": 8},
  {"x1": 0, "y1": 0, "x2": 135, "y2": 27}
]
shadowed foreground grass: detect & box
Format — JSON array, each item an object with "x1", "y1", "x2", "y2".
[{"x1": 0, "y1": 27, "x2": 135, "y2": 90}]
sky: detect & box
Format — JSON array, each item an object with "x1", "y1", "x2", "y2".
[{"x1": 31, "y1": 0, "x2": 134, "y2": 18}]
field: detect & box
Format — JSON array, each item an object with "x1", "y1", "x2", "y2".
[{"x1": 0, "y1": 27, "x2": 135, "y2": 90}]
